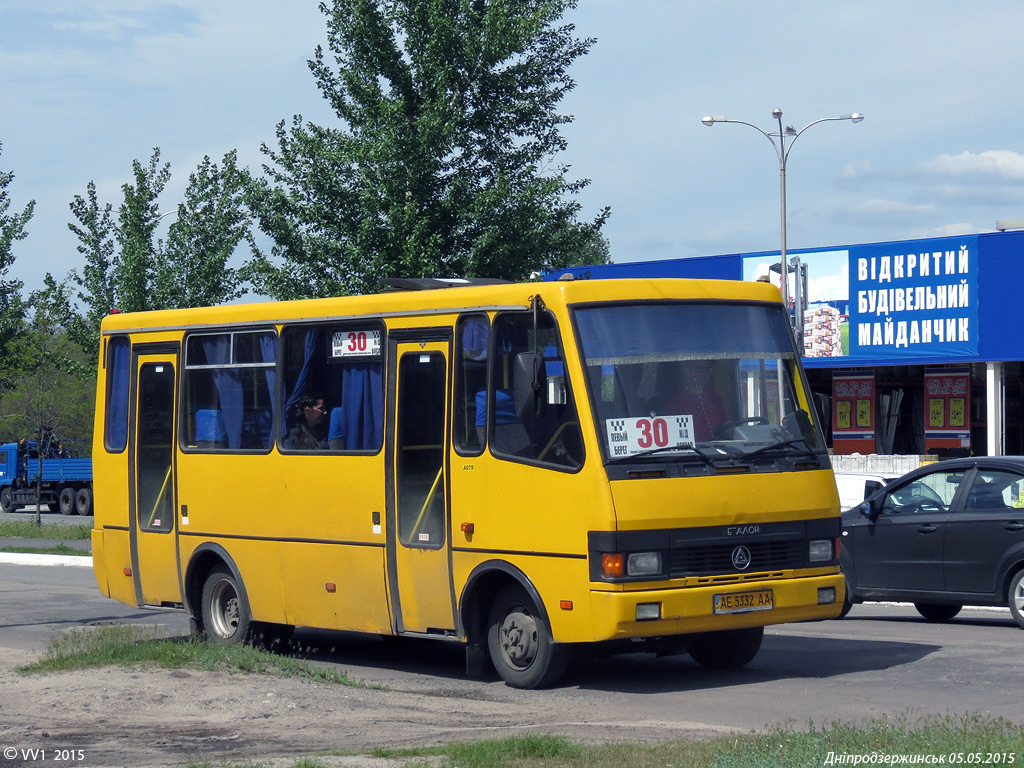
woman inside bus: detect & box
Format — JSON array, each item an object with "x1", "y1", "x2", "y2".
[{"x1": 286, "y1": 395, "x2": 329, "y2": 450}]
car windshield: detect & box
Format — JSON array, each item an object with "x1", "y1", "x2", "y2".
[{"x1": 573, "y1": 301, "x2": 826, "y2": 466}]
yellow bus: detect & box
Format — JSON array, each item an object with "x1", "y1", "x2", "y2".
[{"x1": 91, "y1": 277, "x2": 844, "y2": 688}]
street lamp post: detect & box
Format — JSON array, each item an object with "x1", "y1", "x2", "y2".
[{"x1": 701, "y1": 109, "x2": 863, "y2": 346}]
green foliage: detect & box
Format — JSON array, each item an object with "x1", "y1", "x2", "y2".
[
  {"x1": 0, "y1": 274, "x2": 96, "y2": 452},
  {"x1": 69, "y1": 148, "x2": 250, "y2": 339},
  {"x1": 67, "y1": 180, "x2": 116, "y2": 351},
  {"x1": 0, "y1": 140, "x2": 34, "y2": 361},
  {"x1": 115, "y1": 149, "x2": 173, "y2": 313},
  {"x1": 0, "y1": 520, "x2": 92, "y2": 539},
  {"x1": 153, "y1": 150, "x2": 249, "y2": 309},
  {"x1": 247, "y1": 0, "x2": 609, "y2": 299}
]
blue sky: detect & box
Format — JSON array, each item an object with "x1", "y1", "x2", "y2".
[{"x1": 2, "y1": 1, "x2": 1023, "y2": 297}]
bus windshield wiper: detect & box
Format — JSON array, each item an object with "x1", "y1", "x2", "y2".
[
  {"x1": 738, "y1": 437, "x2": 818, "y2": 462},
  {"x1": 607, "y1": 442, "x2": 716, "y2": 466}
]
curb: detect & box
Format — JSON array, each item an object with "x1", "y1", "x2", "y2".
[{"x1": 0, "y1": 552, "x2": 93, "y2": 567}]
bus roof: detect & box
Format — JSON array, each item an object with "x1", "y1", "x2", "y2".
[{"x1": 98, "y1": 277, "x2": 784, "y2": 335}]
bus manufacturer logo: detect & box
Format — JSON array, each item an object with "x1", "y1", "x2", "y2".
[{"x1": 731, "y1": 546, "x2": 752, "y2": 571}]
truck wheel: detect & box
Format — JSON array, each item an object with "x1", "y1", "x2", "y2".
[
  {"x1": 486, "y1": 584, "x2": 568, "y2": 689},
  {"x1": 0, "y1": 487, "x2": 14, "y2": 514},
  {"x1": 75, "y1": 488, "x2": 93, "y2": 516},
  {"x1": 59, "y1": 487, "x2": 76, "y2": 516}
]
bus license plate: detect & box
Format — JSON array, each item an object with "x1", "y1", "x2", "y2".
[{"x1": 714, "y1": 589, "x2": 774, "y2": 614}]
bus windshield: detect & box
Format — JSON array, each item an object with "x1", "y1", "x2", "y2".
[{"x1": 573, "y1": 302, "x2": 826, "y2": 464}]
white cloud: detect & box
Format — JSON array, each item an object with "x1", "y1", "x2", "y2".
[
  {"x1": 906, "y1": 223, "x2": 984, "y2": 239},
  {"x1": 850, "y1": 199, "x2": 936, "y2": 217},
  {"x1": 921, "y1": 150, "x2": 1024, "y2": 180}
]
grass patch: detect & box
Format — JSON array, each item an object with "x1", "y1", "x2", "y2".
[
  {"x1": 372, "y1": 716, "x2": 1024, "y2": 767},
  {"x1": 17, "y1": 623, "x2": 378, "y2": 688},
  {"x1": 0, "y1": 543, "x2": 90, "y2": 556},
  {"x1": 0, "y1": 520, "x2": 92, "y2": 539}
]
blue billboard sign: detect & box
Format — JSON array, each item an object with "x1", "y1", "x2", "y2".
[{"x1": 848, "y1": 236, "x2": 978, "y2": 360}]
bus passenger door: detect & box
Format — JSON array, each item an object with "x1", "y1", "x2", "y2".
[
  {"x1": 129, "y1": 351, "x2": 182, "y2": 607},
  {"x1": 386, "y1": 338, "x2": 456, "y2": 635}
]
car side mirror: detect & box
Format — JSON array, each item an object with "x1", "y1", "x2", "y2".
[{"x1": 858, "y1": 499, "x2": 880, "y2": 521}]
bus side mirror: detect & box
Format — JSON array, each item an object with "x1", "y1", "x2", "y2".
[
  {"x1": 783, "y1": 409, "x2": 818, "y2": 447},
  {"x1": 514, "y1": 352, "x2": 547, "y2": 420}
]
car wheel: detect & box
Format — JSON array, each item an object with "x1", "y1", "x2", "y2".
[
  {"x1": 1007, "y1": 571, "x2": 1024, "y2": 629},
  {"x1": 914, "y1": 602, "x2": 962, "y2": 622},
  {"x1": 838, "y1": 587, "x2": 854, "y2": 618},
  {"x1": 487, "y1": 584, "x2": 568, "y2": 689},
  {"x1": 688, "y1": 626, "x2": 764, "y2": 669}
]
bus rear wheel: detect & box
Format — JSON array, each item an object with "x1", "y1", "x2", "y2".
[
  {"x1": 486, "y1": 584, "x2": 568, "y2": 689},
  {"x1": 201, "y1": 567, "x2": 252, "y2": 645},
  {"x1": 688, "y1": 626, "x2": 764, "y2": 670}
]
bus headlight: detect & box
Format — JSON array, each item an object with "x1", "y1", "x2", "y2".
[
  {"x1": 809, "y1": 539, "x2": 833, "y2": 563},
  {"x1": 626, "y1": 552, "x2": 662, "y2": 577}
]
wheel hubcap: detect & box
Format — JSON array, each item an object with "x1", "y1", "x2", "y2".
[
  {"x1": 499, "y1": 608, "x2": 538, "y2": 669},
  {"x1": 1014, "y1": 582, "x2": 1024, "y2": 615},
  {"x1": 210, "y1": 580, "x2": 240, "y2": 638}
]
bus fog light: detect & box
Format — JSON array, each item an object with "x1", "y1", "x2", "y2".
[
  {"x1": 626, "y1": 552, "x2": 662, "y2": 577},
  {"x1": 636, "y1": 603, "x2": 661, "y2": 621},
  {"x1": 818, "y1": 587, "x2": 836, "y2": 605},
  {"x1": 809, "y1": 539, "x2": 833, "y2": 562}
]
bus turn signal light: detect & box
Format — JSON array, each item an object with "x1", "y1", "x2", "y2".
[{"x1": 601, "y1": 553, "x2": 624, "y2": 578}]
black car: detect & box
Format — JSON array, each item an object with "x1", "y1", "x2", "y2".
[{"x1": 840, "y1": 456, "x2": 1024, "y2": 626}]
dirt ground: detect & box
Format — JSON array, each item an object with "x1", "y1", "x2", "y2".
[{"x1": 0, "y1": 642, "x2": 732, "y2": 768}]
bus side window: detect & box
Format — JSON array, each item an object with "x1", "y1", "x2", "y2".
[
  {"x1": 490, "y1": 311, "x2": 583, "y2": 470},
  {"x1": 105, "y1": 335, "x2": 131, "y2": 453},
  {"x1": 181, "y1": 331, "x2": 276, "y2": 452},
  {"x1": 454, "y1": 314, "x2": 488, "y2": 455},
  {"x1": 279, "y1": 324, "x2": 384, "y2": 453}
]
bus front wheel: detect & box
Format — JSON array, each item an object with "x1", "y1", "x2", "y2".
[
  {"x1": 688, "y1": 626, "x2": 764, "y2": 670},
  {"x1": 201, "y1": 567, "x2": 252, "y2": 645},
  {"x1": 486, "y1": 585, "x2": 568, "y2": 689}
]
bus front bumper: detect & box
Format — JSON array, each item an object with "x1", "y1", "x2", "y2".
[{"x1": 587, "y1": 572, "x2": 845, "y2": 642}]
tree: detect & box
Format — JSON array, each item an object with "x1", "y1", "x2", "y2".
[
  {"x1": 247, "y1": 0, "x2": 609, "y2": 299},
  {"x1": 0, "y1": 140, "x2": 34, "y2": 363},
  {"x1": 152, "y1": 150, "x2": 249, "y2": 309},
  {"x1": 67, "y1": 180, "x2": 116, "y2": 351},
  {"x1": 0, "y1": 276, "x2": 95, "y2": 524},
  {"x1": 70, "y1": 149, "x2": 250, "y2": 343},
  {"x1": 114, "y1": 149, "x2": 172, "y2": 313}
]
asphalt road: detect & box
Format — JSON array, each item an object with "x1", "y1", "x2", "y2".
[{"x1": 1, "y1": 558, "x2": 1021, "y2": 733}]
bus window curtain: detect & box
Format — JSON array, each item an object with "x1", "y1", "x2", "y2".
[
  {"x1": 283, "y1": 329, "x2": 321, "y2": 433},
  {"x1": 339, "y1": 363, "x2": 383, "y2": 450},
  {"x1": 201, "y1": 336, "x2": 243, "y2": 449}
]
